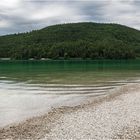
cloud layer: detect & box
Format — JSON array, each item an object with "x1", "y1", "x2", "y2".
[{"x1": 0, "y1": 0, "x2": 140, "y2": 35}]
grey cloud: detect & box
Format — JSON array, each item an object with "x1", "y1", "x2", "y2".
[{"x1": 0, "y1": 0, "x2": 140, "y2": 35}]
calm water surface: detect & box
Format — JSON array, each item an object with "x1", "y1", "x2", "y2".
[
  {"x1": 0, "y1": 60, "x2": 140, "y2": 84},
  {"x1": 0, "y1": 60, "x2": 140, "y2": 127}
]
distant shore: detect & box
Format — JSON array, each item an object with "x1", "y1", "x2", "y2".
[
  {"x1": 0, "y1": 83, "x2": 140, "y2": 139},
  {"x1": 0, "y1": 57, "x2": 138, "y2": 61}
]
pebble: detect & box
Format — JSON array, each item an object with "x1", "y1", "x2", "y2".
[{"x1": 44, "y1": 90, "x2": 140, "y2": 139}]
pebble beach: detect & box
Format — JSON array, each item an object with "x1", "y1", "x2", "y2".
[{"x1": 0, "y1": 84, "x2": 140, "y2": 139}]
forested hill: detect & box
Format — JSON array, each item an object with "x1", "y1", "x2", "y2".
[{"x1": 0, "y1": 22, "x2": 140, "y2": 60}]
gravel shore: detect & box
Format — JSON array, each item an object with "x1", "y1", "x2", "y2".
[{"x1": 0, "y1": 84, "x2": 140, "y2": 139}]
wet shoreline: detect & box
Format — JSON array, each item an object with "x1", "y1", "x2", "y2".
[
  {"x1": 0, "y1": 80, "x2": 129, "y2": 128},
  {"x1": 1, "y1": 83, "x2": 140, "y2": 139}
]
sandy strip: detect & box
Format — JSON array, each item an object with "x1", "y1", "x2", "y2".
[{"x1": 0, "y1": 84, "x2": 140, "y2": 139}]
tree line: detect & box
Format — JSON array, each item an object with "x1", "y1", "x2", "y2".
[{"x1": 0, "y1": 22, "x2": 140, "y2": 60}]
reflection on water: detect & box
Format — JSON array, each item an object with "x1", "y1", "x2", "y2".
[{"x1": 0, "y1": 60, "x2": 140, "y2": 84}]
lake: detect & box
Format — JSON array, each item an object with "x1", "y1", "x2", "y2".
[
  {"x1": 0, "y1": 60, "x2": 140, "y2": 127},
  {"x1": 1, "y1": 59, "x2": 140, "y2": 84}
]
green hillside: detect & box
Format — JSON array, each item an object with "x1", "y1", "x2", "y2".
[{"x1": 0, "y1": 22, "x2": 140, "y2": 59}]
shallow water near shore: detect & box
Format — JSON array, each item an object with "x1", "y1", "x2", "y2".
[{"x1": 1, "y1": 60, "x2": 140, "y2": 127}]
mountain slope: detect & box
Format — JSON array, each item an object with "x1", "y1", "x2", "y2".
[{"x1": 0, "y1": 22, "x2": 140, "y2": 59}]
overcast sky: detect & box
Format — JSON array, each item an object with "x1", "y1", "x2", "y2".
[{"x1": 0, "y1": 0, "x2": 140, "y2": 35}]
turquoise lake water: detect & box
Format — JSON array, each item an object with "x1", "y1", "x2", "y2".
[{"x1": 0, "y1": 60, "x2": 140, "y2": 84}]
